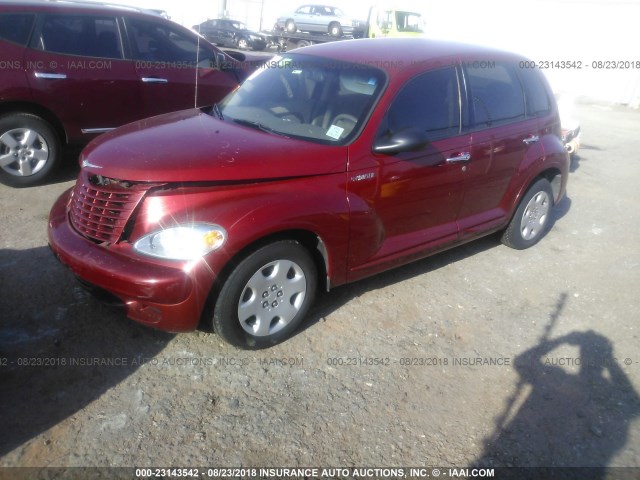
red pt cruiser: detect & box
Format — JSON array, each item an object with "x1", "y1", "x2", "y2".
[{"x1": 49, "y1": 39, "x2": 569, "y2": 348}]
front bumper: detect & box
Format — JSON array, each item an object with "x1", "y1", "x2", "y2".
[{"x1": 48, "y1": 189, "x2": 216, "y2": 332}]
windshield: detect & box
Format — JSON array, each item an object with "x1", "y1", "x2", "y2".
[
  {"x1": 395, "y1": 11, "x2": 424, "y2": 33},
  {"x1": 219, "y1": 54, "x2": 386, "y2": 145}
]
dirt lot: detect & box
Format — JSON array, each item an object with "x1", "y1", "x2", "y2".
[{"x1": 1, "y1": 103, "x2": 639, "y2": 476}]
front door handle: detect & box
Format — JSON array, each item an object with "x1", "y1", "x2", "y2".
[
  {"x1": 142, "y1": 77, "x2": 169, "y2": 84},
  {"x1": 34, "y1": 72, "x2": 67, "y2": 80},
  {"x1": 523, "y1": 135, "x2": 540, "y2": 145},
  {"x1": 446, "y1": 153, "x2": 471, "y2": 163}
]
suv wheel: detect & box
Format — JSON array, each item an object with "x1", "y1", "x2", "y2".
[
  {"x1": 212, "y1": 241, "x2": 317, "y2": 349},
  {"x1": 236, "y1": 37, "x2": 249, "y2": 49},
  {"x1": 501, "y1": 178, "x2": 554, "y2": 249},
  {"x1": 0, "y1": 113, "x2": 60, "y2": 187}
]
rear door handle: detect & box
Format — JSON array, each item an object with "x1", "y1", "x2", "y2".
[
  {"x1": 446, "y1": 153, "x2": 471, "y2": 163},
  {"x1": 523, "y1": 135, "x2": 540, "y2": 145},
  {"x1": 142, "y1": 77, "x2": 169, "y2": 84},
  {"x1": 34, "y1": 72, "x2": 67, "y2": 80}
]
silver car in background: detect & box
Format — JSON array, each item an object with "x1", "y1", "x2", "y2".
[{"x1": 276, "y1": 4, "x2": 358, "y2": 37}]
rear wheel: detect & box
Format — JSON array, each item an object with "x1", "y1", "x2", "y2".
[
  {"x1": 285, "y1": 19, "x2": 297, "y2": 33},
  {"x1": 501, "y1": 178, "x2": 554, "y2": 249},
  {"x1": 0, "y1": 113, "x2": 61, "y2": 187},
  {"x1": 212, "y1": 241, "x2": 317, "y2": 349}
]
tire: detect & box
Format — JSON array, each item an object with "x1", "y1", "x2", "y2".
[
  {"x1": 329, "y1": 22, "x2": 342, "y2": 37},
  {"x1": 0, "y1": 113, "x2": 61, "y2": 187},
  {"x1": 236, "y1": 37, "x2": 249, "y2": 49},
  {"x1": 212, "y1": 240, "x2": 317, "y2": 349},
  {"x1": 296, "y1": 39, "x2": 312, "y2": 48},
  {"x1": 501, "y1": 178, "x2": 554, "y2": 250},
  {"x1": 285, "y1": 19, "x2": 296, "y2": 33}
]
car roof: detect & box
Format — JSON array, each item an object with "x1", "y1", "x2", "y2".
[
  {"x1": 0, "y1": 0, "x2": 155, "y2": 15},
  {"x1": 296, "y1": 38, "x2": 524, "y2": 74}
]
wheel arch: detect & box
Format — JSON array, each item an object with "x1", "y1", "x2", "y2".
[
  {"x1": 0, "y1": 101, "x2": 67, "y2": 145},
  {"x1": 200, "y1": 228, "x2": 331, "y2": 330}
]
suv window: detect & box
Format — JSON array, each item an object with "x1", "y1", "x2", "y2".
[
  {"x1": 37, "y1": 15, "x2": 122, "y2": 59},
  {"x1": 296, "y1": 6, "x2": 312, "y2": 14},
  {"x1": 518, "y1": 67, "x2": 551, "y2": 117},
  {"x1": 465, "y1": 63, "x2": 525, "y2": 127},
  {"x1": 0, "y1": 13, "x2": 36, "y2": 45},
  {"x1": 381, "y1": 67, "x2": 461, "y2": 140},
  {"x1": 126, "y1": 18, "x2": 215, "y2": 67}
]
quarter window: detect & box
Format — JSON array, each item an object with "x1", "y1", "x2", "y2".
[
  {"x1": 38, "y1": 15, "x2": 122, "y2": 59},
  {"x1": 518, "y1": 67, "x2": 552, "y2": 117},
  {"x1": 381, "y1": 67, "x2": 461, "y2": 141},
  {"x1": 465, "y1": 63, "x2": 526, "y2": 127}
]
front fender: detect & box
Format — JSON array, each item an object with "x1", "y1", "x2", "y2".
[{"x1": 129, "y1": 173, "x2": 351, "y2": 287}]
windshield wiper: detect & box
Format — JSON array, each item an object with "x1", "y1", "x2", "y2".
[
  {"x1": 212, "y1": 103, "x2": 224, "y2": 121},
  {"x1": 231, "y1": 118, "x2": 290, "y2": 138}
]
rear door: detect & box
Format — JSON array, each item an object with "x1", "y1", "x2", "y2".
[
  {"x1": 24, "y1": 13, "x2": 139, "y2": 143},
  {"x1": 457, "y1": 62, "x2": 542, "y2": 240},
  {"x1": 124, "y1": 16, "x2": 239, "y2": 117}
]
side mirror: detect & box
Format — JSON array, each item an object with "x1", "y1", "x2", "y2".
[{"x1": 373, "y1": 129, "x2": 429, "y2": 155}]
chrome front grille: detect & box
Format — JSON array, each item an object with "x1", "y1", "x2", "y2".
[{"x1": 69, "y1": 173, "x2": 147, "y2": 244}]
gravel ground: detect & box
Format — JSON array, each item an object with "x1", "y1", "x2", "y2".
[{"x1": 1, "y1": 103, "x2": 639, "y2": 477}]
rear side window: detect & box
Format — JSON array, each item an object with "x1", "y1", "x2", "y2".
[
  {"x1": 465, "y1": 63, "x2": 525, "y2": 127},
  {"x1": 518, "y1": 67, "x2": 552, "y2": 117},
  {"x1": 126, "y1": 18, "x2": 214, "y2": 67},
  {"x1": 0, "y1": 13, "x2": 36, "y2": 45},
  {"x1": 38, "y1": 15, "x2": 122, "y2": 59},
  {"x1": 382, "y1": 67, "x2": 461, "y2": 140}
]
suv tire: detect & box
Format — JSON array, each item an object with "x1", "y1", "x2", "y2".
[{"x1": 0, "y1": 113, "x2": 61, "y2": 187}]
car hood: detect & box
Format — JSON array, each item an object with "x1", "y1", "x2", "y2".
[{"x1": 80, "y1": 109, "x2": 348, "y2": 183}]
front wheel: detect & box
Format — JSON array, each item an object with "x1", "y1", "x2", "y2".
[
  {"x1": 501, "y1": 178, "x2": 554, "y2": 249},
  {"x1": 0, "y1": 113, "x2": 61, "y2": 187},
  {"x1": 328, "y1": 22, "x2": 342, "y2": 37},
  {"x1": 212, "y1": 241, "x2": 317, "y2": 349}
]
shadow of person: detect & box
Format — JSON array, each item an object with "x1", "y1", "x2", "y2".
[{"x1": 474, "y1": 330, "x2": 640, "y2": 478}]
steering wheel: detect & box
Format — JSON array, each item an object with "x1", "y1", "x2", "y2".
[{"x1": 275, "y1": 112, "x2": 304, "y2": 123}]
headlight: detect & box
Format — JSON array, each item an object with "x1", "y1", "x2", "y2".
[{"x1": 133, "y1": 223, "x2": 226, "y2": 261}]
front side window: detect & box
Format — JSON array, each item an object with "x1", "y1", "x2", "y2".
[
  {"x1": 220, "y1": 54, "x2": 386, "y2": 144},
  {"x1": 126, "y1": 18, "x2": 214, "y2": 67},
  {"x1": 38, "y1": 15, "x2": 122, "y2": 59},
  {"x1": 0, "y1": 13, "x2": 36, "y2": 45},
  {"x1": 465, "y1": 63, "x2": 525, "y2": 127},
  {"x1": 378, "y1": 67, "x2": 461, "y2": 141}
]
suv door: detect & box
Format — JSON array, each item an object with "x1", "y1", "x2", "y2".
[
  {"x1": 348, "y1": 67, "x2": 471, "y2": 275},
  {"x1": 124, "y1": 17, "x2": 238, "y2": 117},
  {"x1": 457, "y1": 62, "x2": 542, "y2": 240},
  {"x1": 24, "y1": 13, "x2": 139, "y2": 143}
]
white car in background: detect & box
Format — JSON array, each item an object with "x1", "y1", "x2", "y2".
[{"x1": 276, "y1": 4, "x2": 358, "y2": 37}]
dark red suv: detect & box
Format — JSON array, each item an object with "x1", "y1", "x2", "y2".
[
  {"x1": 48, "y1": 38, "x2": 569, "y2": 349},
  {"x1": 0, "y1": 0, "x2": 244, "y2": 187}
]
